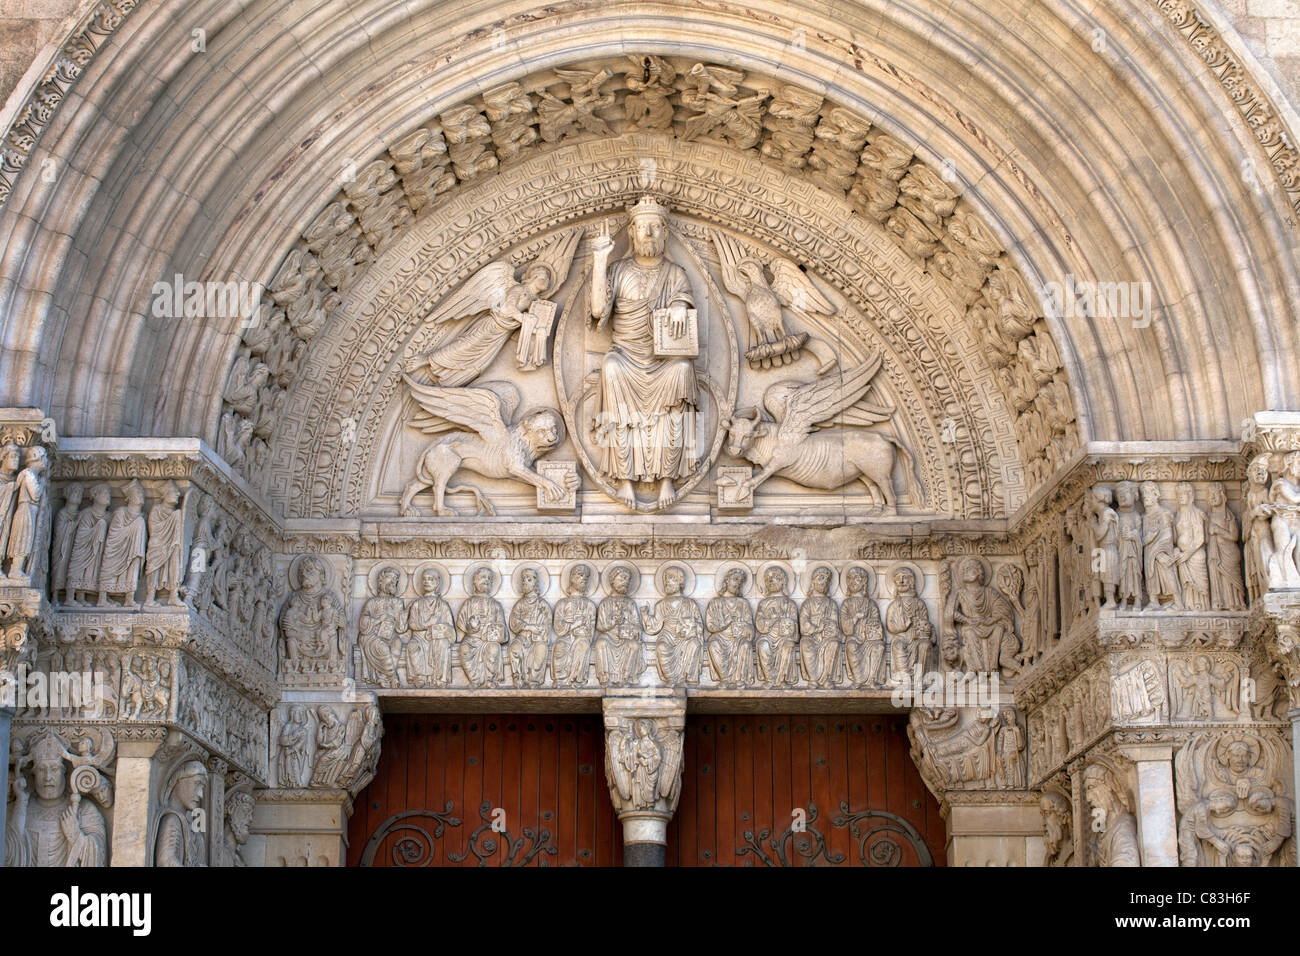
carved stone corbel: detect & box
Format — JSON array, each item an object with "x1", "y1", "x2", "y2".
[{"x1": 601, "y1": 688, "x2": 686, "y2": 867}]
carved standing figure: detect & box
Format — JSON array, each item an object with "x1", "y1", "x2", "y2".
[
  {"x1": 1206, "y1": 483, "x2": 1246, "y2": 610},
  {"x1": 1244, "y1": 455, "x2": 1275, "y2": 599},
  {"x1": 277, "y1": 704, "x2": 310, "y2": 788},
  {"x1": 507, "y1": 567, "x2": 553, "y2": 687},
  {"x1": 594, "y1": 566, "x2": 644, "y2": 685},
  {"x1": 799, "y1": 566, "x2": 844, "y2": 687},
  {"x1": 0, "y1": 444, "x2": 21, "y2": 560},
  {"x1": 49, "y1": 482, "x2": 82, "y2": 602},
  {"x1": 705, "y1": 568, "x2": 756, "y2": 686},
  {"x1": 406, "y1": 567, "x2": 455, "y2": 686},
  {"x1": 97, "y1": 479, "x2": 147, "y2": 608},
  {"x1": 642, "y1": 565, "x2": 704, "y2": 685},
  {"x1": 1173, "y1": 482, "x2": 1210, "y2": 611},
  {"x1": 310, "y1": 706, "x2": 350, "y2": 787},
  {"x1": 4, "y1": 445, "x2": 47, "y2": 581},
  {"x1": 588, "y1": 196, "x2": 699, "y2": 510},
  {"x1": 143, "y1": 481, "x2": 186, "y2": 607},
  {"x1": 552, "y1": 564, "x2": 597, "y2": 686},
  {"x1": 1115, "y1": 481, "x2": 1144, "y2": 609},
  {"x1": 754, "y1": 567, "x2": 800, "y2": 686},
  {"x1": 1087, "y1": 485, "x2": 1119, "y2": 608},
  {"x1": 1040, "y1": 792, "x2": 1075, "y2": 867},
  {"x1": 1140, "y1": 481, "x2": 1180, "y2": 608},
  {"x1": 1267, "y1": 451, "x2": 1300, "y2": 588},
  {"x1": 155, "y1": 760, "x2": 207, "y2": 867},
  {"x1": 1083, "y1": 763, "x2": 1140, "y2": 867},
  {"x1": 66, "y1": 483, "x2": 111, "y2": 606},
  {"x1": 456, "y1": 567, "x2": 507, "y2": 686}
]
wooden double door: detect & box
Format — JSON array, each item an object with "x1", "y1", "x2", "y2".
[{"x1": 349, "y1": 713, "x2": 944, "y2": 867}]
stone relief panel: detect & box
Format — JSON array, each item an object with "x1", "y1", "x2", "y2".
[
  {"x1": 366, "y1": 199, "x2": 944, "y2": 522},
  {"x1": 333, "y1": 556, "x2": 998, "y2": 694},
  {"x1": 236, "y1": 59, "x2": 1080, "y2": 511},
  {"x1": 271, "y1": 700, "x2": 382, "y2": 796},
  {"x1": 272, "y1": 139, "x2": 1037, "y2": 521},
  {"x1": 1175, "y1": 730, "x2": 1295, "y2": 867},
  {"x1": 5, "y1": 726, "x2": 114, "y2": 867}
]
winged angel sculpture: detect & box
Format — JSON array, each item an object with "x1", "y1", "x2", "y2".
[
  {"x1": 410, "y1": 230, "x2": 582, "y2": 386},
  {"x1": 604, "y1": 718, "x2": 684, "y2": 813},
  {"x1": 712, "y1": 232, "x2": 837, "y2": 372},
  {"x1": 721, "y1": 356, "x2": 920, "y2": 510}
]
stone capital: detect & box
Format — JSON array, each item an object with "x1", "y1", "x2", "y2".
[{"x1": 601, "y1": 689, "x2": 686, "y2": 865}]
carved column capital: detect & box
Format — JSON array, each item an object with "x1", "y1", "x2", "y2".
[{"x1": 601, "y1": 688, "x2": 686, "y2": 866}]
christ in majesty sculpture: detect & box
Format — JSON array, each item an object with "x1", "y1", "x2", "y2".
[{"x1": 589, "y1": 196, "x2": 699, "y2": 510}]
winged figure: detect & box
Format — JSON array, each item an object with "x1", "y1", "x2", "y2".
[
  {"x1": 410, "y1": 229, "x2": 582, "y2": 386},
  {"x1": 399, "y1": 377, "x2": 578, "y2": 516},
  {"x1": 721, "y1": 357, "x2": 921, "y2": 511},
  {"x1": 713, "y1": 233, "x2": 838, "y2": 371},
  {"x1": 536, "y1": 68, "x2": 615, "y2": 141}
]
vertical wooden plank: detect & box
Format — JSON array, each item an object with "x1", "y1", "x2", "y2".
[
  {"x1": 482, "y1": 717, "x2": 505, "y2": 864},
  {"x1": 807, "y1": 717, "x2": 835, "y2": 865},
  {"x1": 537, "y1": 717, "x2": 559, "y2": 866},
  {"x1": 425, "y1": 716, "x2": 446, "y2": 865},
  {"x1": 790, "y1": 718, "x2": 812, "y2": 850},
  {"x1": 696, "y1": 717, "x2": 717, "y2": 865},
  {"x1": 827, "y1": 717, "x2": 851, "y2": 864},
  {"x1": 866, "y1": 716, "x2": 888, "y2": 819},
  {"x1": 556, "y1": 717, "x2": 579, "y2": 865},
  {"x1": 459, "y1": 717, "x2": 483, "y2": 867},
  {"x1": 884, "y1": 716, "x2": 908, "y2": 820},
  {"x1": 516, "y1": 717, "x2": 538, "y2": 864},
  {"x1": 576, "y1": 715, "x2": 597, "y2": 865},
  {"x1": 675, "y1": 718, "x2": 698, "y2": 865},
  {"x1": 443, "y1": 716, "x2": 466, "y2": 864},
  {"x1": 772, "y1": 717, "x2": 793, "y2": 857},
  {"x1": 366, "y1": 713, "x2": 395, "y2": 863},
  {"x1": 753, "y1": 716, "x2": 773, "y2": 868},
  {"x1": 731, "y1": 715, "x2": 754, "y2": 869},
  {"x1": 714, "y1": 718, "x2": 735, "y2": 867}
]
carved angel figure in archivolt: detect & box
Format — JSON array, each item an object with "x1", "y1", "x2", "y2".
[
  {"x1": 409, "y1": 228, "x2": 582, "y2": 386},
  {"x1": 400, "y1": 378, "x2": 577, "y2": 516}
]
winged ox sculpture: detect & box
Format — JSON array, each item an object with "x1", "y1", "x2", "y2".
[{"x1": 720, "y1": 356, "x2": 921, "y2": 511}]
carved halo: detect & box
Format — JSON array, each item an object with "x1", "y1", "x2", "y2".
[
  {"x1": 558, "y1": 560, "x2": 597, "y2": 595},
  {"x1": 711, "y1": 561, "x2": 753, "y2": 596},
  {"x1": 461, "y1": 562, "x2": 503, "y2": 597},
  {"x1": 801, "y1": 563, "x2": 838, "y2": 598},
  {"x1": 367, "y1": 562, "x2": 408, "y2": 598},
  {"x1": 755, "y1": 561, "x2": 796, "y2": 596},
  {"x1": 510, "y1": 563, "x2": 552, "y2": 598},
  {"x1": 288, "y1": 553, "x2": 334, "y2": 592},
  {"x1": 1212, "y1": 733, "x2": 1263, "y2": 771},
  {"x1": 886, "y1": 561, "x2": 928, "y2": 598},
  {"x1": 600, "y1": 562, "x2": 641, "y2": 597},
  {"x1": 841, "y1": 563, "x2": 876, "y2": 599},
  {"x1": 654, "y1": 561, "x2": 697, "y2": 598},
  {"x1": 949, "y1": 554, "x2": 994, "y2": 589},
  {"x1": 410, "y1": 562, "x2": 450, "y2": 596}
]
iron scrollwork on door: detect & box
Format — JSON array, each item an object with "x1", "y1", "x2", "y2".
[
  {"x1": 358, "y1": 800, "x2": 559, "y2": 866},
  {"x1": 448, "y1": 801, "x2": 559, "y2": 867},
  {"x1": 737, "y1": 800, "x2": 934, "y2": 866},
  {"x1": 359, "y1": 802, "x2": 462, "y2": 866}
]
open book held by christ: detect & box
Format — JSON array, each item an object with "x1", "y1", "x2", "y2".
[{"x1": 652, "y1": 306, "x2": 699, "y2": 357}]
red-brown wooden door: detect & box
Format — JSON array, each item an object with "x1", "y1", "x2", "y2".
[
  {"x1": 348, "y1": 714, "x2": 622, "y2": 866},
  {"x1": 666, "y1": 714, "x2": 944, "y2": 866}
]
